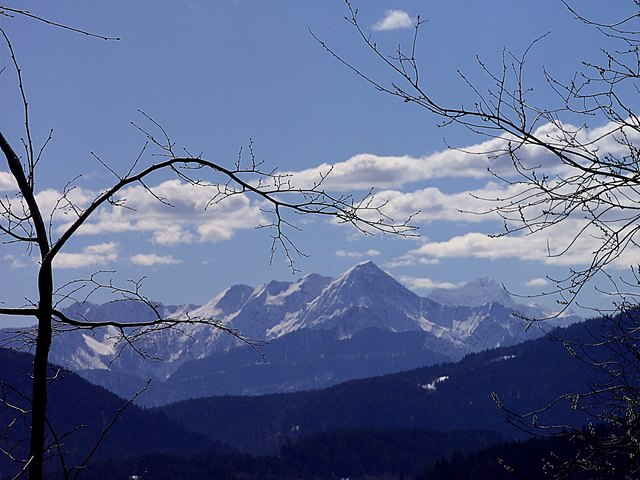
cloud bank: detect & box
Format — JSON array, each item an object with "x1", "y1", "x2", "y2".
[
  {"x1": 53, "y1": 242, "x2": 119, "y2": 269},
  {"x1": 130, "y1": 253, "x2": 182, "y2": 266},
  {"x1": 3, "y1": 120, "x2": 632, "y2": 275}
]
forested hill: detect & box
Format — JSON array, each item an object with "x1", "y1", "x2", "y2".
[
  {"x1": 0, "y1": 349, "x2": 219, "y2": 478},
  {"x1": 0, "y1": 315, "x2": 620, "y2": 479},
  {"x1": 158, "y1": 316, "x2": 609, "y2": 454}
]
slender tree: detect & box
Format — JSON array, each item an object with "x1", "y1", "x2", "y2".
[{"x1": 0, "y1": 7, "x2": 416, "y2": 479}]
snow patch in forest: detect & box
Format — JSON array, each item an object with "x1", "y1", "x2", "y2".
[{"x1": 420, "y1": 375, "x2": 450, "y2": 391}]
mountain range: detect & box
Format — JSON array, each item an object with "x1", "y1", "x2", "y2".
[
  {"x1": 0, "y1": 315, "x2": 607, "y2": 478},
  {"x1": 1, "y1": 261, "x2": 581, "y2": 406},
  {"x1": 158, "y1": 317, "x2": 603, "y2": 455}
]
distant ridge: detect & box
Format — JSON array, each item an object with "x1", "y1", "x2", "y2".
[
  {"x1": 157, "y1": 316, "x2": 604, "y2": 454},
  {"x1": 0, "y1": 262, "x2": 582, "y2": 404},
  {"x1": 428, "y1": 277, "x2": 514, "y2": 307}
]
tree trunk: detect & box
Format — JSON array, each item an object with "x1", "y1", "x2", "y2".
[
  {"x1": 28, "y1": 263, "x2": 53, "y2": 480},
  {"x1": 0, "y1": 132, "x2": 53, "y2": 480}
]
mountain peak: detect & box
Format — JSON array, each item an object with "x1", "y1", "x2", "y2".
[
  {"x1": 195, "y1": 284, "x2": 254, "y2": 318},
  {"x1": 356, "y1": 260, "x2": 377, "y2": 267},
  {"x1": 297, "y1": 261, "x2": 424, "y2": 335},
  {"x1": 345, "y1": 260, "x2": 382, "y2": 274},
  {"x1": 330, "y1": 261, "x2": 405, "y2": 294},
  {"x1": 428, "y1": 277, "x2": 514, "y2": 307}
]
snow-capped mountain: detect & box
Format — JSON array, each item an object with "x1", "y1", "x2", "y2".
[
  {"x1": 267, "y1": 262, "x2": 432, "y2": 338},
  {"x1": 0, "y1": 261, "x2": 582, "y2": 401},
  {"x1": 428, "y1": 277, "x2": 515, "y2": 307},
  {"x1": 210, "y1": 273, "x2": 333, "y2": 342}
]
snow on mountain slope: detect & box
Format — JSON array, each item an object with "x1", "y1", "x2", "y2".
[
  {"x1": 225, "y1": 273, "x2": 332, "y2": 341},
  {"x1": 2, "y1": 261, "x2": 582, "y2": 387},
  {"x1": 428, "y1": 277, "x2": 514, "y2": 307},
  {"x1": 289, "y1": 262, "x2": 430, "y2": 337},
  {"x1": 194, "y1": 284, "x2": 254, "y2": 318}
]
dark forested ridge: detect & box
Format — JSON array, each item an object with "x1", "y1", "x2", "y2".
[
  {"x1": 163, "y1": 327, "x2": 453, "y2": 395},
  {"x1": 158, "y1": 317, "x2": 605, "y2": 454},
  {"x1": 0, "y1": 316, "x2": 619, "y2": 479},
  {"x1": 418, "y1": 426, "x2": 633, "y2": 480},
  {"x1": 0, "y1": 349, "x2": 219, "y2": 478},
  {"x1": 418, "y1": 436, "x2": 573, "y2": 480},
  {"x1": 89, "y1": 327, "x2": 456, "y2": 406},
  {"x1": 69, "y1": 428, "x2": 502, "y2": 480}
]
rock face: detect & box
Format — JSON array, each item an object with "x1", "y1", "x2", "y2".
[{"x1": 1, "y1": 261, "x2": 581, "y2": 403}]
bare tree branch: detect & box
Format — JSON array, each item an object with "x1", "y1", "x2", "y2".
[
  {"x1": 0, "y1": 7, "x2": 416, "y2": 477},
  {"x1": 328, "y1": 1, "x2": 640, "y2": 476}
]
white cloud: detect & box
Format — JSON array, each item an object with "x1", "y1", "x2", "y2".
[
  {"x1": 525, "y1": 277, "x2": 549, "y2": 287},
  {"x1": 3, "y1": 254, "x2": 29, "y2": 268},
  {"x1": 338, "y1": 180, "x2": 534, "y2": 230},
  {"x1": 151, "y1": 224, "x2": 196, "y2": 246},
  {"x1": 385, "y1": 256, "x2": 440, "y2": 268},
  {"x1": 411, "y1": 232, "x2": 546, "y2": 262},
  {"x1": 336, "y1": 250, "x2": 363, "y2": 258},
  {"x1": 406, "y1": 219, "x2": 610, "y2": 268},
  {"x1": 53, "y1": 242, "x2": 118, "y2": 269},
  {"x1": 287, "y1": 121, "x2": 632, "y2": 195},
  {"x1": 0, "y1": 171, "x2": 17, "y2": 191},
  {"x1": 286, "y1": 150, "x2": 490, "y2": 192},
  {"x1": 130, "y1": 253, "x2": 182, "y2": 266},
  {"x1": 285, "y1": 140, "x2": 550, "y2": 194},
  {"x1": 372, "y1": 9, "x2": 414, "y2": 31},
  {"x1": 336, "y1": 248, "x2": 382, "y2": 258},
  {"x1": 36, "y1": 186, "x2": 97, "y2": 217},
  {"x1": 47, "y1": 179, "x2": 266, "y2": 246},
  {"x1": 400, "y1": 275, "x2": 459, "y2": 292},
  {"x1": 368, "y1": 187, "x2": 480, "y2": 225}
]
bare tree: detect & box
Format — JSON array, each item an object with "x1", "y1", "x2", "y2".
[
  {"x1": 323, "y1": 0, "x2": 640, "y2": 477},
  {"x1": 321, "y1": 1, "x2": 640, "y2": 313},
  {"x1": 0, "y1": 7, "x2": 416, "y2": 479},
  {"x1": 493, "y1": 308, "x2": 640, "y2": 478}
]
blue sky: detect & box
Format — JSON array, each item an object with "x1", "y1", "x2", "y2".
[{"x1": 1, "y1": 1, "x2": 633, "y2": 321}]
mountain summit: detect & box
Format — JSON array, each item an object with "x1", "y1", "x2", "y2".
[
  {"x1": 428, "y1": 277, "x2": 514, "y2": 307},
  {"x1": 1, "y1": 262, "x2": 582, "y2": 403},
  {"x1": 279, "y1": 261, "x2": 426, "y2": 337}
]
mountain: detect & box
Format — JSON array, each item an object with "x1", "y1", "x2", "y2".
[
  {"x1": 42, "y1": 300, "x2": 202, "y2": 381},
  {"x1": 212, "y1": 273, "x2": 333, "y2": 342},
  {"x1": 0, "y1": 262, "x2": 582, "y2": 404},
  {"x1": 272, "y1": 262, "x2": 431, "y2": 336},
  {"x1": 0, "y1": 348, "x2": 218, "y2": 479},
  {"x1": 130, "y1": 328, "x2": 454, "y2": 406},
  {"x1": 0, "y1": 315, "x2": 616, "y2": 479},
  {"x1": 428, "y1": 277, "x2": 514, "y2": 307},
  {"x1": 158, "y1": 317, "x2": 606, "y2": 455}
]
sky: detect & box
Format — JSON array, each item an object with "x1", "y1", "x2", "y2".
[{"x1": 1, "y1": 1, "x2": 635, "y2": 325}]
